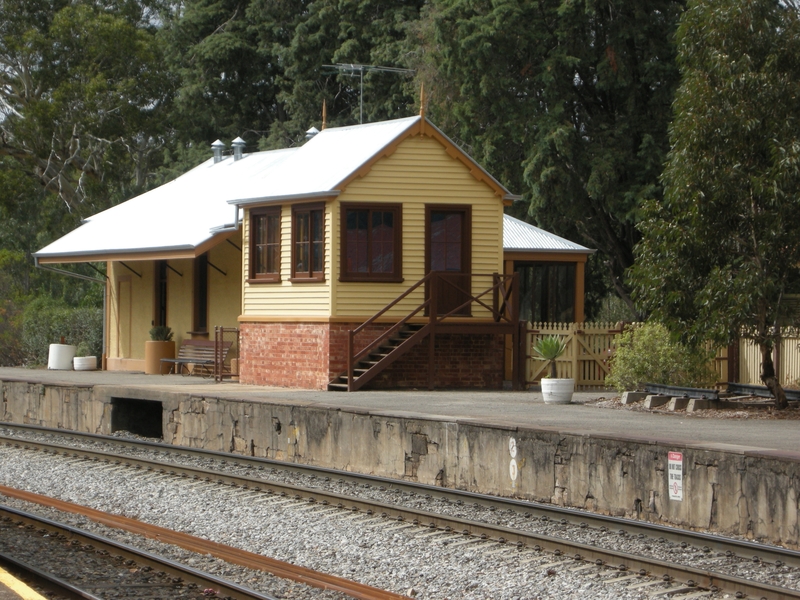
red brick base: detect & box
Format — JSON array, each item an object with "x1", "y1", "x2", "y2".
[{"x1": 239, "y1": 321, "x2": 505, "y2": 390}]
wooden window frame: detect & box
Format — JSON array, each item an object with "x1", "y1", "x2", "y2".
[
  {"x1": 339, "y1": 202, "x2": 403, "y2": 283},
  {"x1": 248, "y1": 206, "x2": 282, "y2": 283},
  {"x1": 290, "y1": 202, "x2": 325, "y2": 282}
]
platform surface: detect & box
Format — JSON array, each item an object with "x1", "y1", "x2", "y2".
[
  {"x1": 0, "y1": 567, "x2": 46, "y2": 600},
  {"x1": 0, "y1": 367, "x2": 797, "y2": 456}
]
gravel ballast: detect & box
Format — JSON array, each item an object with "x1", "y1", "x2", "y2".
[{"x1": 1, "y1": 427, "x2": 797, "y2": 599}]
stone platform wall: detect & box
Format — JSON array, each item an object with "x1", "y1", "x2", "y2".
[{"x1": 2, "y1": 378, "x2": 798, "y2": 548}]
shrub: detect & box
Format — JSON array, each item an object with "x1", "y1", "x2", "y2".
[
  {"x1": 22, "y1": 297, "x2": 103, "y2": 366},
  {"x1": 605, "y1": 322, "x2": 717, "y2": 393}
]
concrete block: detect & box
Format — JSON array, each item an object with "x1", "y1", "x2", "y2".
[
  {"x1": 687, "y1": 398, "x2": 712, "y2": 412},
  {"x1": 667, "y1": 397, "x2": 690, "y2": 411},
  {"x1": 644, "y1": 394, "x2": 671, "y2": 409},
  {"x1": 621, "y1": 391, "x2": 647, "y2": 405}
]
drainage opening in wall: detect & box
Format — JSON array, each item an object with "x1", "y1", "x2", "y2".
[{"x1": 111, "y1": 398, "x2": 163, "y2": 439}]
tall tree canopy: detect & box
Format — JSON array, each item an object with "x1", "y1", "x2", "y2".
[
  {"x1": 415, "y1": 0, "x2": 684, "y2": 312},
  {"x1": 0, "y1": 0, "x2": 175, "y2": 215},
  {"x1": 163, "y1": 0, "x2": 422, "y2": 149},
  {"x1": 631, "y1": 0, "x2": 800, "y2": 408}
]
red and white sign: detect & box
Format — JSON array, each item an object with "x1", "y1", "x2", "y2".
[{"x1": 668, "y1": 451, "x2": 683, "y2": 501}]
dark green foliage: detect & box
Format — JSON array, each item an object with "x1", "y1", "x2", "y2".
[
  {"x1": 149, "y1": 325, "x2": 174, "y2": 341},
  {"x1": 631, "y1": 0, "x2": 800, "y2": 408},
  {"x1": 164, "y1": 0, "x2": 422, "y2": 149},
  {"x1": 415, "y1": 0, "x2": 684, "y2": 311},
  {"x1": 22, "y1": 297, "x2": 103, "y2": 366}
]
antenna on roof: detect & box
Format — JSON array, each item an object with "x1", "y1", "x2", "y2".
[
  {"x1": 321, "y1": 63, "x2": 415, "y2": 124},
  {"x1": 322, "y1": 99, "x2": 327, "y2": 130}
]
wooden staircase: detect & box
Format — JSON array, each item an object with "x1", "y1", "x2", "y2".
[
  {"x1": 327, "y1": 323, "x2": 426, "y2": 391},
  {"x1": 328, "y1": 272, "x2": 520, "y2": 392}
]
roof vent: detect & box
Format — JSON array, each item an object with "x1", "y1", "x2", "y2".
[
  {"x1": 231, "y1": 137, "x2": 246, "y2": 161},
  {"x1": 305, "y1": 126, "x2": 320, "y2": 140},
  {"x1": 211, "y1": 139, "x2": 226, "y2": 163}
]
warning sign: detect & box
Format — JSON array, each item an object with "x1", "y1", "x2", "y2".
[{"x1": 668, "y1": 451, "x2": 683, "y2": 501}]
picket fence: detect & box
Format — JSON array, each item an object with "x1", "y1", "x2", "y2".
[{"x1": 523, "y1": 322, "x2": 800, "y2": 390}]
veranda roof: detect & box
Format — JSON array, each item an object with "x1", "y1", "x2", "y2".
[{"x1": 502, "y1": 214, "x2": 593, "y2": 254}]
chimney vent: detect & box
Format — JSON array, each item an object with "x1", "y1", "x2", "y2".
[
  {"x1": 305, "y1": 126, "x2": 320, "y2": 140},
  {"x1": 231, "y1": 137, "x2": 246, "y2": 161},
  {"x1": 211, "y1": 139, "x2": 226, "y2": 163}
]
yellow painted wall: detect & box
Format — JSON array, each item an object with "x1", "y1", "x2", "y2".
[
  {"x1": 107, "y1": 260, "x2": 154, "y2": 363},
  {"x1": 168, "y1": 258, "x2": 193, "y2": 342},
  {"x1": 239, "y1": 133, "x2": 505, "y2": 321},
  {"x1": 106, "y1": 231, "x2": 243, "y2": 369},
  {"x1": 208, "y1": 229, "x2": 243, "y2": 330},
  {"x1": 242, "y1": 205, "x2": 332, "y2": 317},
  {"x1": 332, "y1": 134, "x2": 504, "y2": 319}
]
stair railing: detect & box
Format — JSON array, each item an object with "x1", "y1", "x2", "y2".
[{"x1": 344, "y1": 271, "x2": 518, "y2": 391}]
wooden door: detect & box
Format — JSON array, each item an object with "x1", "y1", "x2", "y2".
[{"x1": 426, "y1": 206, "x2": 471, "y2": 316}]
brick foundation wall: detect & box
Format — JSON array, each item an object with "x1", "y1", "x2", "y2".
[
  {"x1": 241, "y1": 321, "x2": 505, "y2": 390},
  {"x1": 368, "y1": 333, "x2": 505, "y2": 389},
  {"x1": 239, "y1": 322, "x2": 330, "y2": 389}
]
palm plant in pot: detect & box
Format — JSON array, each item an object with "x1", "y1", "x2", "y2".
[
  {"x1": 144, "y1": 326, "x2": 174, "y2": 374},
  {"x1": 532, "y1": 335, "x2": 574, "y2": 404}
]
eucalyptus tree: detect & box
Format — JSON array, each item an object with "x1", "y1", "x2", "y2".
[
  {"x1": 0, "y1": 0, "x2": 175, "y2": 215},
  {"x1": 631, "y1": 0, "x2": 800, "y2": 408}
]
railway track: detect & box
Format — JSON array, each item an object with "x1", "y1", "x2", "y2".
[
  {"x1": 0, "y1": 503, "x2": 279, "y2": 600},
  {"x1": 1, "y1": 423, "x2": 799, "y2": 599}
]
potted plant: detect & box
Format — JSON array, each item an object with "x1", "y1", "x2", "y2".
[
  {"x1": 144, "y1": 326, "x2": 175, "y2": 374},
  {"x1": 73, "y1": 341, "x2": 97, "y2": 371},
  {"x1": 532, "y1": 335, "x2": 574, "y2": 404}
]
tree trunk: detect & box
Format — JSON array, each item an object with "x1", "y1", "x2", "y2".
[{"x1": 760, "y1": 342, "x2": 788, "y2": 409}]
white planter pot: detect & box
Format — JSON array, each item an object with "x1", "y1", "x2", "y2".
[
  {"x1": 541, "y1": 378, "x2": 575, "y2": 404},
  {"x1": 73, "y1": 356, "x2": 97, "y2": 371},
  {"x1": 48, "y1": 344, "x2": 76, "y2": 370}
]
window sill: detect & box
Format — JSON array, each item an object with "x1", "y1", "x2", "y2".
[
  {"x1": 339, "y1": 276, "x2": 404, "y2": 283},
  {"x1": 247, "y1": 277, "x2": 282, "y2": 284},
  {"x1": 289, "y1": 277, "x2": 326, "y2": 283}
]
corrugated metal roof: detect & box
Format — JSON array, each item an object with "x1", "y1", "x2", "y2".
[
  {"x1": 34, "y1": 115, "x2": 526, "y2": 262},
  {"x1": 35, "y1": 148, "x2": 297, "y2": 261},
  {"x1": 503, "y1": 214, "x2": 592, "y2": 253}
]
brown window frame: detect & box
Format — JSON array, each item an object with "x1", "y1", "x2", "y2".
[
  {"x1": 290, "y1": 202, "x2": 325, "y2": 282},
  {"x1": 249, "y1": 206, "x2": 282, "y2": 283},
  {"x1": 339, "y1": 202, "x2": 403, "y2": 283}
]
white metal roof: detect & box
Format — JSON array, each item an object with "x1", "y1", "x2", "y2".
[
  {"x1": 34, "y1": 148, "x2": 297, "y2": 262},
  {"x1": 503, "y1": 214, "x2": 592, "y2": 253},
  {"x1": 35, "y1": 115, "x2": 523, "y2": 262}
]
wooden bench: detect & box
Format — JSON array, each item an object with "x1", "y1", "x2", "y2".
[{"x1": 161, "y1": 340, "x2": 231, "y2": 376}]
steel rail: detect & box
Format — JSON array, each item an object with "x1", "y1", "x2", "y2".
[
  {"x1": 0, "y1": 494, "x2": 404, "y2": 600},
  {"x1": 0, "y1": 549, "x2": 106, "y2": 600},
  {"x1": 0, "y1": 503, "x2": 278, "y2": 600},
  {"x1": 1, "y1": 423, "x2": 798, "y2": 569},
  {"x1": 3, "y1": 436, "x2": 800, "y2": 600}
]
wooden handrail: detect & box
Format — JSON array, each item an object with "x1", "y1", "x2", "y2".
[{"x1": 343, "y1": 272, "x2": 519, "y2": 391}]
